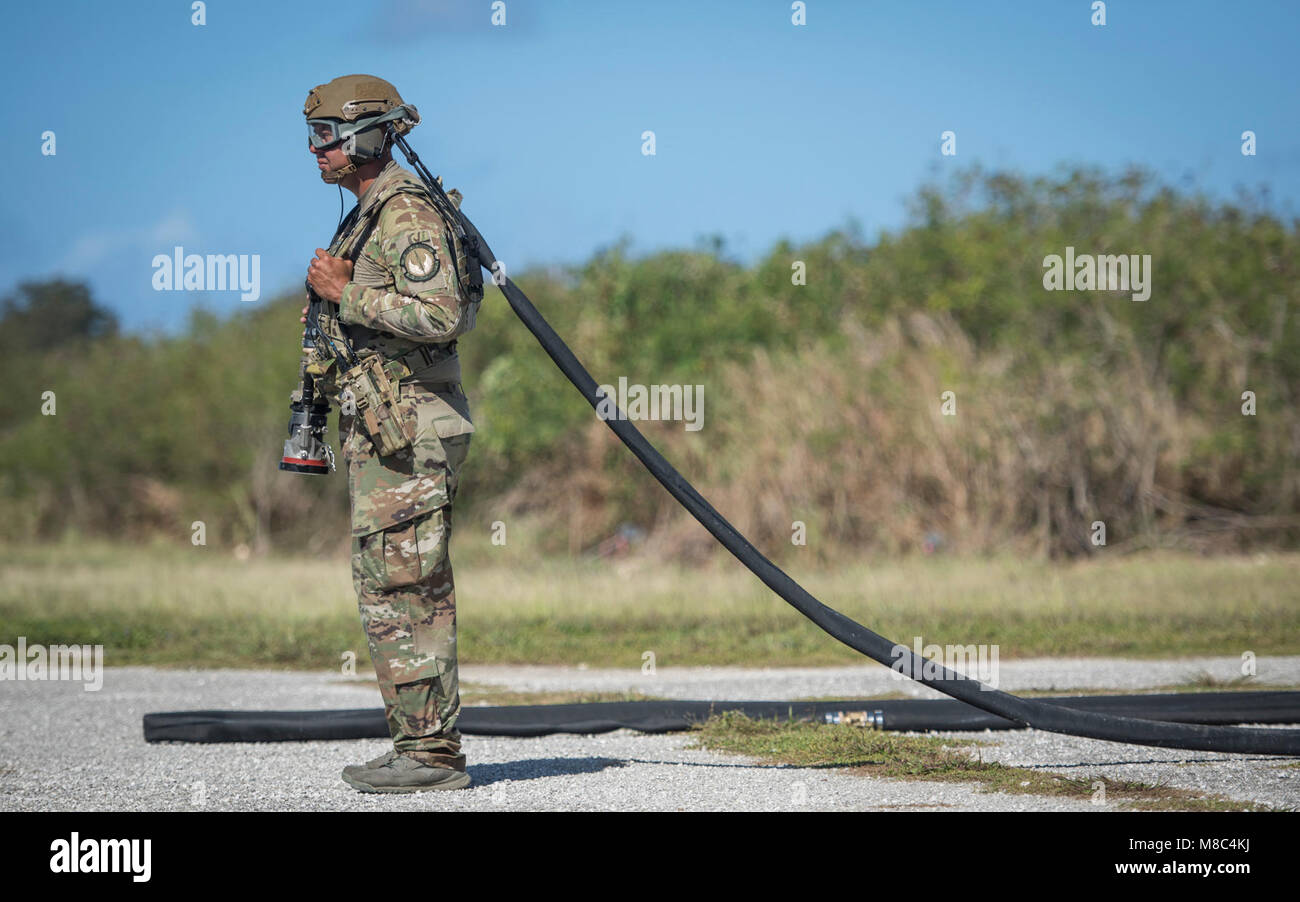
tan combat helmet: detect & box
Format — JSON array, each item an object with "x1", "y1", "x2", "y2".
[{"x1": 304, "y1": 74, "x2": 421, "y2": 183}]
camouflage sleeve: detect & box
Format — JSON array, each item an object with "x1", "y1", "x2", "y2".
[{"x1": 337, "y1": 195, "x2": 467, "y2": 341}]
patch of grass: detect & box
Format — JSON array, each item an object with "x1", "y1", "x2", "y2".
[
  {"x1": 1179, "y1": 671, "x2": 1266, "y2": 690},
  {"x1": 2, "y1": 542, "x2": 1297, "y2": 669},
  {"x1": 689, "y1": 712, "x2": 1277, "y2": 811},
  {"x1": 0, "y1": 607, "x2": 360, "y2": 670}
]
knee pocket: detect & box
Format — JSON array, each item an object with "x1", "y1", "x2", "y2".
[{"x1": 356, "y1": 508, "x2": 450, "y2": 592}]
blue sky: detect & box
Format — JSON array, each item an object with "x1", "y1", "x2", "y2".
[{"x1": 2, "y1": 0, "x2": 1296, "y2": 333}]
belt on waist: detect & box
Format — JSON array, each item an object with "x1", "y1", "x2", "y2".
[
  {"x1": 401, "y1": 342, "x2": 456, "y2": 367},
  {"x1": 378, "y1": 343, "x2": 460, "y2": 388}
]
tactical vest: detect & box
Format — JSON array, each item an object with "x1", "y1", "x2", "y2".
[{"x1": 319, "y1": 166, "x2": 483, "y2": 387}]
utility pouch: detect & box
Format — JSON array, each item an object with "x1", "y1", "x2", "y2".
[{"x1": 341, "y1": 355, "x2": 415, "y2": 457}]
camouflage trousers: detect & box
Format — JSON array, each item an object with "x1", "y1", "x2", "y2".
[{"x1": 349, "y1": 431, "x2": 471, "y2": 770}]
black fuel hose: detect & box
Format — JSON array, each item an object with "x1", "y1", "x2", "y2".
[
  {"x1": 141, "y1": 692, "x2": 1300, "y2": 743},
  {"x1": 398, "y1": 140, "x2": 1300, "y2": 757}
]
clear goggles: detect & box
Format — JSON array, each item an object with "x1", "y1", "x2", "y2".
[{"x1": 307, "y1": 119, "x2": 356, "y2": 150}]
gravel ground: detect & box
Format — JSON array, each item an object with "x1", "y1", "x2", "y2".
[{"x1": 1, "y1": 659, "x2": 1297, "y2": 812}]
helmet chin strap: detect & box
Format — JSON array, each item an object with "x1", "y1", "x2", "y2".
[{"x1": 320, "y1": 159, "x2": 358, "y2": 184}]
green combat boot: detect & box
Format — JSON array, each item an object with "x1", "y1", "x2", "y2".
[
  {"x1": 342, "y1": 751, "x2": 471, "y2": 793},
  {"x1": 342, "y1": 749, "x2": 399, "y2": 779}
]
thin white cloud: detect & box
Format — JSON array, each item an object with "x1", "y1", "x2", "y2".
[{"x1": 60, "y1": 211, "x2": 198, "y2": 273}]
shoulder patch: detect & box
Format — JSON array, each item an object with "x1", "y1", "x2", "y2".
[{"x1": 400, "y1": 242, "x2": 440, "y2": 282}]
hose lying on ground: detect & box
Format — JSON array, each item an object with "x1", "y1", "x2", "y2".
[{"x1": 142, "y1": 691, "x2": 1300, "y2": 743}]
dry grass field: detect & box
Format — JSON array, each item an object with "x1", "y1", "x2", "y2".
[{"x1": 1, "y1": 536, "x2": 1295, "y2": 671}]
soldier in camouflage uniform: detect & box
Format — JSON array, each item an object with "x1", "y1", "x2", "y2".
[{"x1": 301, "y1": 75, "x2": 480, "y2": 792}]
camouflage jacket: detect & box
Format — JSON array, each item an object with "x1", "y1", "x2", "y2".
[{"x1": 315, "y1": 160, "x2": 480, "y2": 537}]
